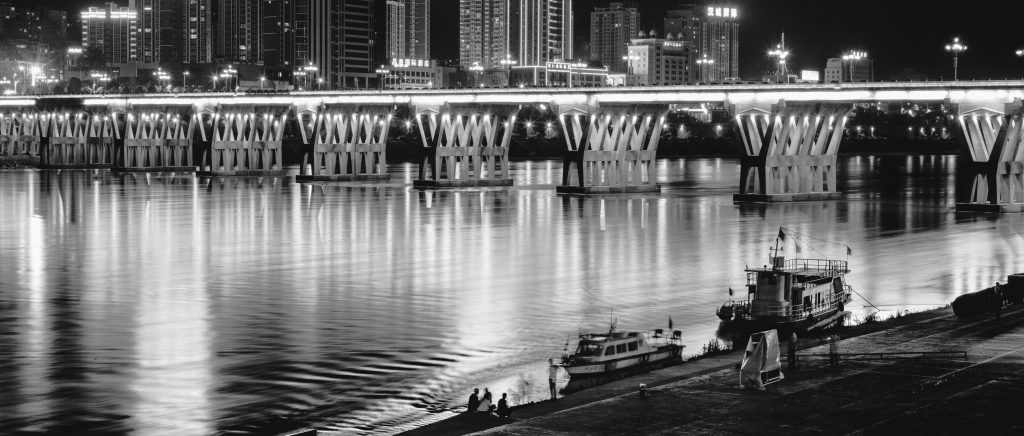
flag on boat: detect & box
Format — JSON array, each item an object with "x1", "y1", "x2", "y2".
[
  {"x1": 847, "y1": 246, "x2": 852, "y2": 256},
  {"x1": 669, "y1": 316, "x2": 673, "y2": 330},
  {"x1": 778, "y1": 228, "x2": 786, "y2": 241},
  {"x1": 729, "y1": 287, "x2": 734, "y2": 296}
]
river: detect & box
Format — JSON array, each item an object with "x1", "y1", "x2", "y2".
[{"x1": 1, "y1": 154, "x2": 1022, "y2": 435}]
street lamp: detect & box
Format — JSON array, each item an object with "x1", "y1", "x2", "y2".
[
  {"x1": 211, "y1": 74, "x2": 218, "y2": 91},
  {"x1": 302, "y1": 62, "x2": 319, "y2": 90},
  {"x1": 182, "y1": 71, "x2": 190, "y2": 89},
  {"x1": 220, "y1": 66, "x2": 238, "y2": 91},
  {"x1": 768, "y1": 34, "x2": 791, "y2": 83},
  {"x1": 1017, "y1": 49, "x2": 1024, "y2": 57},
  {"x1": 500, "y1": 55, "x2": 517, "y2": 87},
  {"x1": 945, "y1": 37, "x2": 967, "y2": 81},
  {"x1": 696, "y1": 54, "x2": 715, "y2": 83},
  {"x1": 260, "y1": 76, "x2": 266, "y2": 90},
  {"x1": 468, "y1": 63, "x2": 484, "y2": 88},
  {"x1": 375, "y1": 67, "x2": 391, "y2": 90},
  {"x1": 841, "y1": 50, "x2": 867, "y2": 83},
  {"x1": 317, "y1": 77, "x2": 324, "y2": 90}
]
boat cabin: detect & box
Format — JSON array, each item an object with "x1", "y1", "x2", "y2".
[
  {"x1": 745, "y1": 256, "x2": 849, "y2": 320},
  {"x1": 573, "y1": 330, "x2": 681, "y2": 362}
]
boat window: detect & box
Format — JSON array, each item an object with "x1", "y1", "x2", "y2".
[
  {"x1": 616, "y1": 344, "x2": 627, "y2": 353},
  {"x1": 628, "y1": 342, "x2": 639, "y2": 352},
  {"x1": 575, "y1": 342, "x2": 604, "y2": 357},
  {"x1": 604, "y1": 346, "x2": 616, "y2": 356}
]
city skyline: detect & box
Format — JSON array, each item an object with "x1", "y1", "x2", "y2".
[{"x1": 5, "y1": 0, "x2": 1024, "y2": 80}]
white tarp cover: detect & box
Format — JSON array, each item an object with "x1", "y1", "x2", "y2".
[{"x1": 740, "y1": 329, "x2": 784, "y2": 390}]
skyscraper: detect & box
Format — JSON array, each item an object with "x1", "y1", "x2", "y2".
[
  {"x1": 459, "y1": 0, "x2": 509, "y2": 68},
  {"x1": 81, "y1": 2, "x2": 138, "y2": 64},
  {"x1": 386, "y1": 0, "x2": 431, "y2": 61},
  {"x1": 302, "y1": 0, "x2": 378, "y2": 89},
  {"x1": 518, "y1": 0, "x2": 572, "y2": 65},
  {"x1": 182, "y1": 0, "x2": 212, "y2": 64},
  {"x1": 590, "y1": 2, "x2": 639, "y2": 73},
  {"x1": 665, "y1": 2, "x2": 739, "y2": 83},
  {"x1": 135, "y1": 0, "x2": 160, "y2": 63},
  {"x1": 216, "y1": 0, "x2": 260, "y2": 63},
  {"x1": 260, "y1": 0, "x2": 298, "y2": 67}
]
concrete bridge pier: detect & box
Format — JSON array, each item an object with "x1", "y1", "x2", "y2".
[
  {"x1": 555, "y1": 105, "x2": 666, "y2": 194},
  {"x1": 113, "y1": 105, "x2": 197, "y2": 172},
  {"x1": 0, "y1": 111, "x2": 43, "y2": 157},
  {"x1": 955, "y1": 101, "x2": 1024, "y2": 213},
  {"x1": 732, "y1": 101, "x2": 850, "y2": 202},
  {"x1": 197, "y1": 104, "x2": 288, "y2": 177},
  {"x1": 412, "y1": 104, "x2": 515, "y2": 188},
  {"x1": 39, "y1": 109, "x2": 116, "y2": 169},
  {"x1": 296, "y1": 105, "x2": 392, "y2": 182}
]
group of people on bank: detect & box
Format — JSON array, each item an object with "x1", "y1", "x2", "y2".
[{"x1": 466, "y1": 388, "x2": 510, "y2": 418}]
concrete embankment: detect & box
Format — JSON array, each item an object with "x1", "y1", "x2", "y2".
[{"x1": 402, "y1": 305, "x2": 1024, "y2": 436}]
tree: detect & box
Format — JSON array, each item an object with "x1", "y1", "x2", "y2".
[{"x1": 78, "y1": 47, "x2": 106, "y2": 71}]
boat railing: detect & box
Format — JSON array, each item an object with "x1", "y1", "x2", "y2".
[
  {"x1": 729, "y1": 289, "x2": 853, "y2": 319},
  {"x1": 780, "y1": 258, "x2": 849, "y2": 276}
]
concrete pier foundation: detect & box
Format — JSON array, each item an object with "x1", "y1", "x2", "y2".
[
  {"x1": 412, "y1": 104, "x2": 515, "y2": 189},
  {"x1": 955, "y1": 101, "x2": 1024, "y2": 213},
  {"x1": 296, "y1": 105, "x2": 392, "y2": 182}
]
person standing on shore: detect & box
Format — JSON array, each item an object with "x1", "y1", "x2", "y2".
[
  {"x1": 787, "y1": 331, "x2": 798, "y2": 370},
  {"x1": 548, "y1": 359, "x2": 559, "y2": 400},
  {"x1": 467, "y1": 388, "x2": 480, "y2": 413},
  {"x1": 993, "y1": 282, "x2": 1004, "y2": 320},
  {"x1": 828, "y1": 335, "x2": 841, "y2": 371}
]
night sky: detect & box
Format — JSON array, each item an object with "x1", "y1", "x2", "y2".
[{"x1": 22, "y1": 0, "x2": 1024, "y2": 80}]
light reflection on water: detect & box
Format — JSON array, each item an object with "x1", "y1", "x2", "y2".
[{"x1": 1, "y1": 155, "x2": 1023, "y2": 435}]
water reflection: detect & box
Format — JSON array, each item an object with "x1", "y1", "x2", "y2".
[{"x1": 1, "y1": 155, "x2": 1023, "y2": 435}]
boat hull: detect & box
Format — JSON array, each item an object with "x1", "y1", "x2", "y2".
[
  {"x1": 563, "y1": 345, "x2": 682, "y2": 379},
  {"x1": 717, "y1": 309, "x2": 849, "y2": 342}
]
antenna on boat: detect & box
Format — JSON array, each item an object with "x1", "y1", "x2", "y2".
[{"x1": 771, "y1": 226, "x2": 785, "y2": 267}]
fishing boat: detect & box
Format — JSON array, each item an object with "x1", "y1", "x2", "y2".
[
  {"x1": 559, "y1": 322, "x2": 684, "y2": 379},
  {"x1": 717, "y1": 227, "x2": 854, "y2": 336}
]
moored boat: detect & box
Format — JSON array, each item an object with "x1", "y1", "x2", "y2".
[
  {"x1": 717, "y1": 227, "x2": 854, "y2": 337},
  {"x1": 559, "y1": 324, "x2": 684, "y2": 379}
]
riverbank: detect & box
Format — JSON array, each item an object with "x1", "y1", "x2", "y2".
[
  {"x1": 400, "y1": 304, "x2": 1024, "y2": 435},
  {"x1": 0, "y1": 155, "x2": 38, "y2": 169}
]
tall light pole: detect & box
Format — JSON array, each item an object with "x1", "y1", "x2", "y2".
[
  {"x1": 302, "y1": 62, "x2": 319, "y2": 90},
  {"x1": 375, "y1": 67, "x2": 391, "y2": 90},
  {"x1": 182, "y1": 71, "x2": 190, "y2": 89},
  {"x1": 768, "y1": 33, "x2": 790, "y2": 83},
  {"x1": 500, "y1": 55, "x2": 517, "y2": 87},
  {"x1": 841, "y1": 50, "x2": 866, "y2": 83},
  {"x1": 468, "y1": 63, "x2": 484, "y2": 88},
  {"x1": 945, "y1": 37, "x2": 967, "y2": 82},
  {"x1": 259, "y1": 76, "x2": 266, "y2": 90},
  {"x1": 1017, "y1": 49, "x2": 1024, "y2": 58},
  {"x1": 696, "y1": 54, "x2": 715, "y2": 83}
]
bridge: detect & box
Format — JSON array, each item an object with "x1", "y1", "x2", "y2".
[{"x1": 2, "y1": 80, "x2": 1023, "y2": 211}]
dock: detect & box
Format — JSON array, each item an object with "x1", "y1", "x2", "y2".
[{"x1": 403, "y1": 305, "x2": 1024, "y2": 435}]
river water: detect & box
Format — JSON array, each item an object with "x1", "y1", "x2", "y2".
[{"x1": 1, "y1": 155, "x2": 1023, "y2": 435}]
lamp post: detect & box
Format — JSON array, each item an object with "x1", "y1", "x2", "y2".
[
  {"x1": 375, "y1": 67, "x2": 391, "y2": 90},
  {"x1": 211, "y1": 74, "x2": 218, "y2": 91},
  {"x1": 302, "y1": 62, "x2": 319, "y2": 90},
  {"x1": 317, "y1": 77, "x2": 324, "y2": 90},
  {"x1": 841, "y1": 50, "x2": 866, "y2": 83},
  {"x1": 182, "y1": 71, "x2": 190, "y2": 89},
  {"x1": 696, "y1": 54, "x2": 715, "y2": 83},
  {"x1": 1017, "y1": 49, "x2": 1024, "y2": 58},
  {"x1": 260, "y1": 76, "x2": 266, "y2": 90},
  {"x1": 468, "y1": 63, "x2": 484, "y2": 88},
  {"x1": 500, "y1": 55, "x2": 517, "y2": 87},
  {"x1": 945, "y1": 37, "x2": 967, "y2": 82},
  {"x1": 768, "y1": 33, "x2": 790, "y2": 84}
]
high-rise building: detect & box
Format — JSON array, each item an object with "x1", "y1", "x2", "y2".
[
  {"x1": 182, "y1": 0, "x2": 212, "y2": 64},
  {"x1": 260, "y1": 0, "x2": 299, "y2": 67},
  {"x1": 81, "y1": 2, "x2": 138, "y2": 64},
  {"x1": 386, "y1": 0, "x2": 430, "y2": 61},
  {"x1": 664, "y1": 2, "x2": 739, "y2": 83},
  {"x1": 824, "y1": 56, "x2": 874, "y2": 83},
  {"x1": 518, "y1": 0, "x2": 572, "y2": 65},
  {"x1": 590, "y1": 2, "x2": 639, "y2": 73},
  {"x1": 302, "y1": 0, "x2": 379, "y2": 89},
  {"x1": 134, "y1": 0, "x2": 160, "y2": 64},
  {"x1": 216, "y1": 0, "x2": 260, "y2": 64},
  {"x1": 459, "y1": 0, "x2": 509, "y2": 68},
  {"x1": 626, "y1": 35, "x2": 690, "y2": 86}
]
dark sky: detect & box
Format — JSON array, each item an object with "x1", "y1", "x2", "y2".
[{"x1": 25, "y1": 0, "x2": 1024, "y2": 80}]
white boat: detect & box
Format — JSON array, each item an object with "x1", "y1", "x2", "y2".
[{"x1": 559, "y1": 326, "x2": 684, "y2": 378}]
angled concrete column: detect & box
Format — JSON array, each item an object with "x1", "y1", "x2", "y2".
[
  {"x1": 413, "y1": 104, "x2": 515, "y2": 188},
  {"x1": 556, "y1": 106, "x2": 666, "y2": 194},
  {"x1": 197, "y1": 104, "x2": 288, "y2": 176},
  {"x1": 956, "y1": 101, "x2": 1024, "y2": 213},
  {"x1": 39, "y1": 110, "x2": 114, "y2": 169},
  {"x1": 0, "y1": 110, "x2": 43, "y2": 156},
  {"x1": 296, "y1": 105, "x2": 392, "y2": 182},
  {"x1": 733, "y1": 102, "x2": 850, "y2": 202},
  {"x1": 114, "y1": 106, "x2": 197, "y2": 172}
]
